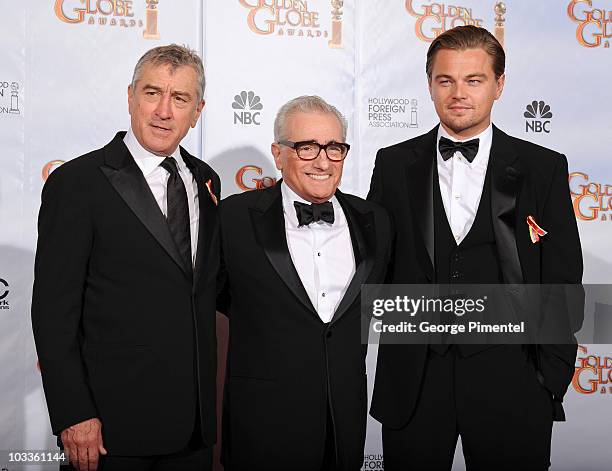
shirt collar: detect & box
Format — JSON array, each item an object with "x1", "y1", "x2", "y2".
[
  {"x1": 437, "y1": 123, "x2": 493, "y2": 168},
  {"x1": 124, "y1": 127, "x2": 184, "y2": 177},
  {"x1": 281, "y1": 181, "x2": 341, "y2": 229}
]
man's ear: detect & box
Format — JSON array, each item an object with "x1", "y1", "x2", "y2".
[
  {"x1": 494, "y1": 73, "x2": 505, "y2": 100},
  {"x1": 127, "y1": 84, "x2": 134, "y2": 114},
  {"x1": 271, "y1": 143, "x2": 283, "y2": 171},
  {"x1": 191, "y1": 99, "x2": 206, "y2": 128}
]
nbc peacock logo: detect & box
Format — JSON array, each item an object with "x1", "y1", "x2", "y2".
[
  {"x1": 524, "y1": 100, "x2": 553, "y2": 134},
  {"x1": 232, "y1": 91, "x2": 263, "y2": 126}
]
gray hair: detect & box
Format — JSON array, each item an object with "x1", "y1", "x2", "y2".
[
  {"x1": 131, "y1": 44, "x2": 205, "y2": 101},
  {"x1": 273, "y1": 95, "x2": 348, "y2": 142}
]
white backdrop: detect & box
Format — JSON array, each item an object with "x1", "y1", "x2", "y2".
[{"x1": 1, "y1": 1, "x2": 610, "y2": 470}]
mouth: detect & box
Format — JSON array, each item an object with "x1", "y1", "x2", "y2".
[
  {"x1": 150, "y1": 123, "x2": 172, "y2": 133},
  {"x1": 448, "y1": 106, "x2": 472, "y2": 112},
  {"x1": 306, "y1": 173, "x2": 331, "y2": 181}
]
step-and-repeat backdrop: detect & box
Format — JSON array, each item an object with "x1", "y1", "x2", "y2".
[{"x1": 1, "y1": 1, "x2": 610, "y2": 470}]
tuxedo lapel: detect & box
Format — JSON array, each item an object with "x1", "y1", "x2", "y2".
[
  {"x1": 406, "y1": 127, "x2": 437, "y2": 281},
  {"x1": 490, "y1": 125, "x2": 524, "y2": 284},
  {"x1": 182, "y1": 150, "x2": 217, "y2": 287},
  {"x1": 251, "y1": 183, "x2": 318, "y2": 318},
  {"x1": 331, "y1": 191, "x2": 376, "y2": 324},
  {"x1": 99, "y1": 132, "x2": 191, "y2": 279}
]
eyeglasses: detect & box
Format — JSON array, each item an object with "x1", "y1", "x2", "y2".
[{"x1": 278, "y1": 140, "x2": 350, "y2": 162}]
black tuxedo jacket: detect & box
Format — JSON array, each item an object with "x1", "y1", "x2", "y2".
[
  {"x1": 218, "y1": 183, "x2": 391, "y2": 471},
  {"x1": 32, "y1": 132, "x2": 221, "y2": 455},
  {"x1": 367, "y1": 125, "x2": 583, "y2": 428}
]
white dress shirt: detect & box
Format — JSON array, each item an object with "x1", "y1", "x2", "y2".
[
  {"x1": 436, "y1": 124, "x2": 493, "y2": 245},
  {"x1": 124, "y1": 128, "x2": 199, "y2": 265},
  {"x1": 281, "y1": 182, "x2": 356, "y2": 323}
]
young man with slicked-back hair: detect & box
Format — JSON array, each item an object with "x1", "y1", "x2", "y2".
[{"x1": 368, "y1": 25, "x2": 582, "y2": 470}]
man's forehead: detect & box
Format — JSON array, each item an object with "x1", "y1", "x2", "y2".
[
  {"x1": 433, "y1": 48, "x2": 494, "y2": 69},
  {"x1": 138, "y1": 63, "x2": 196, "y2": 82}
]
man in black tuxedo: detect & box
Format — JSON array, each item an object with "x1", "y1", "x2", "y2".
[
  {"x1": 368, "y1": 26, "x2": 582, "y2": 470},
  {"x1": 32, "y1": 45, "x2": 220, "y2": 471},
  {"x1": 218, "y1": 96, "x2": 391, "y2": 471}
]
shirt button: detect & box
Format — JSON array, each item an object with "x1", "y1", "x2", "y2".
[
  {"x1": 326, "y1": 330, "x2": 332, "y2": 338},
  {"x1": 317, "y1": 252, "x2": 321, "y2": 257},
  {"x1": 455, "y1": 235, "x2": 461, "y2": 241},
  {"x1": 322, "y1": 292, "x2": 326, "y2": 297},
  {"x1": 454, "y1": 194, "x2": 461, "y2": 200}
]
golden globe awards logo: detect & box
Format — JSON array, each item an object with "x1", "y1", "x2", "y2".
[
  {"x1": 54, "y1": 0, "x2": 161, "y2": 38},
  {"x1": 235, "y1": 166, "x2": 277, "y2": 191},
  {"x1": 42, "y1": 160, "x2": 66, "y2": 181},
  {"x1": 569, "y1": 172, "x2": 612, "y2": 222},
  {"x1": 405, "y1": 1, "x2": 507, "y2": 47},
  {"x1": 405, "y1": 0, "x2": 484, "y2": 42},
  {"x1": 238, "y1": 0, "x2": 343, "y2": 47},
  {"x1": 573, "y1": 346, "x2": 612, "y2": 394},
  {"x1": 567, "y1": 0, "x2": 611, "y2": 48}
]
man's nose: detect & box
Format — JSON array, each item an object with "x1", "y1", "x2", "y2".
[
  {"x1": 155, "y1": 94, "x2": 172, "y2": 119},
  {"x1": 313, "y1": 149, "x2": 331, "y2": 170},
  {"x1": 451, "y1": 82, "x2": 467, "y2": 100}
]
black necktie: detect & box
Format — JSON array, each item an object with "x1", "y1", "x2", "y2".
[
  {"x1": 294, "y1": 201, "x2": 334, "y2": 227},
  {"x1": 159, "y1": 157, "x2": 192, "y2": 272},
  {"x1": 438, "y1": 136, "x2": 479, "y2": 163}
]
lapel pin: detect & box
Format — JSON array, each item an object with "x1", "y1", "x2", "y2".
[
  {"x1": 205, "y1": 179, "x2": 218, "y2": 206},
  {"x1": 527, "y1": 215, "x2": 547, "y2": 243}
]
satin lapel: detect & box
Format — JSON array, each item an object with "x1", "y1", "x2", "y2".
[
  {"x1": 406, "y1": 127, "x2": 437, "y2": 280},
  {"x1": 99, "y1": 134, "x2": 190, "y2": 278},
  {"x1": 331, "y1": 191, "x2": 375, "y2": 325},
  {"x1": 251, "y1": 184, "x2": 318, "y2": 317},
  {"x1": 182, "y1": 150, "x2": 217, "y2": 287},
  {"x1": 490, "y1": 125, "x2": 524, "y2": 284}
]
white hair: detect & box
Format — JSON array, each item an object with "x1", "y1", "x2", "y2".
[{"x1": 273, "y1": 95, "x2": 348, "y2": 142}]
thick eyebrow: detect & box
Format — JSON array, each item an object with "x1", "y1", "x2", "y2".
[
  {"x1": 141, "y1": 84, "x2": 163, "y2": 93},
  {"x1": 433, "y1": 73, "x2": 488, "y2": 81},
  {"x1": 141, "y1": 84, "x2": 193, "y2": 99}
]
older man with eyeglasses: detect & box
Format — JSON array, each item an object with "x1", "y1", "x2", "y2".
[{"x1": 217, "y1": 96, "x2": 391, "y2": 471}]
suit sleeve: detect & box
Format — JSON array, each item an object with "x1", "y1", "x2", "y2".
[
  {"x1": 367, "y1": 149, "x2": 396, "y2": 284},
  {"x1": 537, "y1": 154, "x2": 584, "y2": 414},
  {"x1": 367, "y1": 149, "x2": 385, "y2": 205},
  {"x1": 31, "y1": 168, "x2": 98, "y2": 435},
  {"x1": 540, "y1": 155, "x2": 583, "y2": 284}
]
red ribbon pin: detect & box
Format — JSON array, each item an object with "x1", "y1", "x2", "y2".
[
  {"x1": 527, "y1": 215, "x2": 547, "y2": 243},
  {"x1": 205, "y1": 179, "x2": 218, "y2": 206}
]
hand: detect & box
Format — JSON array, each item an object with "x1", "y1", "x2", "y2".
[{"x1": 61, "y1": 418, "x2": 107, "y2": 471}]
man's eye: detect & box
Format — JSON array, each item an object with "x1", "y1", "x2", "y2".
[
  {"x1": 175, "y1": 96, "x2": 187, "y2": 102},
  {"x1": 468, "y1": 79, "x2": 481, "y2": 84}
]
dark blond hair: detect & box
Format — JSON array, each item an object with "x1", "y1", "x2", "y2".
[{"x1": 426, "y1": 25, "x2": 505, "y2": 80}]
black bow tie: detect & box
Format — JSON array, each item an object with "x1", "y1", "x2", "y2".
[
  {"x1": 294, "y1": 201, "x2": 334, "y2": 227},
  {"x1": 438, "y1": 136, "x2": 480, "y2": 163}
]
